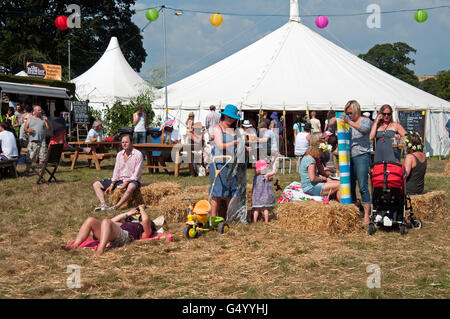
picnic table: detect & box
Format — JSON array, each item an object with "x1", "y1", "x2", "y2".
[
  {"x1": 134, "y1": 143, "x2": 195, "y2": 177},
  {"x1": 67, "y1": 141, "x2": 121, "y2": 170}
]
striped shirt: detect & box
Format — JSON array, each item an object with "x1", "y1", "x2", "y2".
[{"x1": 111, "y1": 148, "x2": 143, "y2": 183}]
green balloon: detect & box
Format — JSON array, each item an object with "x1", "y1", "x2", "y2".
[
  {"x1": 146, "y1": 8, "x2": 159, "y2": 21},
  {"x1": 414, "y1": 9, "x2": 428, "y2": 23}
]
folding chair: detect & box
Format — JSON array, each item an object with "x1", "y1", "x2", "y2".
[{"x1": 32, "y1": 143, "x2": 64, "y2": 184}]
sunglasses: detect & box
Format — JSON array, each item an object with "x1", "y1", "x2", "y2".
[
  {"x1": 382, "y1": 113, "x2": 392, "y2": 116},
  {"x1": 346, "y1": 112, "x2": 353, "y2": 116}
]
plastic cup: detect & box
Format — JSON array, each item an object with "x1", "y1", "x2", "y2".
[{"x1": 323, "y1": 198, "x2": 329, "y2": 205}]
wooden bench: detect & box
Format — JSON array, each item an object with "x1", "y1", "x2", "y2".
[{"x1": 0, "y1": 158, "x2": 19, "y2": 178}]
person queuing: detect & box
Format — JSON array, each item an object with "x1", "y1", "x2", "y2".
[
  {"x1": 310, "y1": 111, "x2": 322, "y2": 134},
  {"x1": 18, "y1": 105, "x2": 33, "y2": 149},
  {"x1": 403, "y1": 132, "x2": 427, "y2": 195},
  {"x1": 205, "y1": 105, "x2": 221, "y2": 138},
  {"x1": 24, "y1": 105, "x2": 52, "y2": 175},
  {"x1": 370, "y1": 104, "x2": 406, "y2": 162},
  {"x1": 340, "y1": 100, "x2": 372, "y2": 225},
  {"x1": 93, "y1": 134, "x2": 143, "y2": 211},
  {"x1": 324, "y1": 110, "x2": 337, "y2": 135},
  {"x1": 132, "y1": 106, "x2": 147, "y2": 144},
  {"x1": 209, "y1": 104, "x2": 240, "y2": 217},
  {"x1": 6, "y1": 107, "x2": 19, "y2": 137},
  {"x1": 294, "y1": 123, "x2": 311, "y2": 171}
]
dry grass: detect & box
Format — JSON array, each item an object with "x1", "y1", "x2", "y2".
[{"x1": 0, "y1": 157, "x2": 448, "y2": 299}]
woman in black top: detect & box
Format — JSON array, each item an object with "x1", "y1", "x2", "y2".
[{"x1": 403, "y1": 132, "x2": 427, "y2": 195}]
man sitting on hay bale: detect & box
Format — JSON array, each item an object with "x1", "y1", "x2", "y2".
[{"x1": 93, "y1": 134, "x2": 143, "y2": 211}]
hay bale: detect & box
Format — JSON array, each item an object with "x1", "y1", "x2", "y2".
[
  {"x1": 444, "y1": 162, "x2": 450, "y2": 177},
  {"x1": 109, "y1": 188, "x2": 144, "y2": 210},
  {"x1": 156, "y1": 191, "x2": 200, "y2": 223},
  {"x1": 410, "y1": 191, "x2": 447, "y2": 220},
  {"x1": 184, "y1": 185, "x2": 210, "y2": 198},
  {"x1": 140, "y1": 182, "x2": 182, "y2": 206},
  {"x1": 273, "y1": 200, "x2": 360, "y2": 235}
]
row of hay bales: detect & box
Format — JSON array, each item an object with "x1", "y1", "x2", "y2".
[{"x1": 110, "y1": 182, "x2": 447, "y2": 235}]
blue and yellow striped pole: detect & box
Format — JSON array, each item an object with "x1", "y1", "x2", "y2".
[{"x1": 336, "y1": 113, "x2": 352, "y2": 204}]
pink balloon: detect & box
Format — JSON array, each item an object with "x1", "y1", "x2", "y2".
[{"x1": 315, "y1": 16, "x2": 329, "y2": 29}]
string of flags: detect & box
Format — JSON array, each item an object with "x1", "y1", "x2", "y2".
[{"x1": 51, "y1": 6, "x2": 435, "y2": 31}]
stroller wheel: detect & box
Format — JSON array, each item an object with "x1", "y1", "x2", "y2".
[
  {"x1": 368, "y1": 223, "x2": 376, "y2": 235},
  {"x1": 399, "y1": 224, "x2": 408, "y2": 235},
  {"x1": 412, "y1": 218, "x2": 423, "y2": 229}
]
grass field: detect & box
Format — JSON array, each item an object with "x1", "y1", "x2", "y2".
[{"x1": 0, "y1": 157, "x2": 448, "y2": 299}]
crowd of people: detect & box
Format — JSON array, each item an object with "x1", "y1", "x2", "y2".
[{"x1": 0, "y1": 101, "x2": 432, "y2": 256}]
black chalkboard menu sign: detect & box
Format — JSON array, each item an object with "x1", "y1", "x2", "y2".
[
  {"x1": 72, "y1": 101, "x2": 90, "y2": 124},
  {"x1": 397, "y1": 109, "x2": 426, "y2": 141}
]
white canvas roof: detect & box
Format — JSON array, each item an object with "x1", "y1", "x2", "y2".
[
  {"x1": 72, "y1": 37, "x2": 150, "y2": 110},
  {"x1": 153, "y1": 1, "x2": 449, "y2": 112}
]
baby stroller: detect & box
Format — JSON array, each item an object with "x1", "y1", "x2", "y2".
[{"x1": 368, "y1": 161, "x2": 423, "y2": 235}]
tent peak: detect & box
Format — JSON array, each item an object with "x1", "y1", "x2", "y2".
[
  {"x1": 289, "y1": 0, "x2": 301, "y2": 23},
  {"x1": 105, "y1": 36, "x2": 120, "y2": 52}
]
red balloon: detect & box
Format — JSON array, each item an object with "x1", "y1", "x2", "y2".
[{"x1": 55, "y1": 16, "x2": 68, "y2": 30}]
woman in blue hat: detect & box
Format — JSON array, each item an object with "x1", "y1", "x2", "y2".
[{"x1": 210, "y1": 104, "x2": 241, "y2": 217}]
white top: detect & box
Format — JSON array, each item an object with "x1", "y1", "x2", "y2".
[
  {"x1": 134, "y1": 114, "x2": 146, "y2": 132},
  {"x1": 295, "y1": 131, "x2": 309, "y2": 156},
  {"x1": 310, "y1": 118, "x2": 321, "y2": 133},
  {"x1": 0, "y1": 130, "x2": 18, "y2": 158}
]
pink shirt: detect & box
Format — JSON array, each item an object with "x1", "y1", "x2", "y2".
[{"x1": 111, "y1": 148, "x2": 143, "y2": 183}]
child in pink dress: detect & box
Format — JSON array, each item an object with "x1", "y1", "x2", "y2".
[{"x1": 252, "y1": 160, "x2": 276, "y2": 223}]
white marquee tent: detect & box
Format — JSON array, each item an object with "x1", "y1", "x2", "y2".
[
  {"x1": 72, "y1": 37, "x2": 150, "y2": 110},
  {"x1": 153, "y1": 0, "x2": 449, "y2": 155}
]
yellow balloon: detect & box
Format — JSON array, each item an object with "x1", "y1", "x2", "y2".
[{"x1": 210, "y1": 13, "x2": 223, "y2": 27}]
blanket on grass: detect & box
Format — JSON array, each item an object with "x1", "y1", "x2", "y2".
[
  {"x1": 68, "y1": 232, "x2": 173, "y2": 250},
  {"x1": 277, "y1": 182, "x2": 323, "y2": 204}
]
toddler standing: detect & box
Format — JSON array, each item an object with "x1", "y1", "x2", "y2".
[{"x1": 252, "y1": 160, "x2": 276, "y2": 223}]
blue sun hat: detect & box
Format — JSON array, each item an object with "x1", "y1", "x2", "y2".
[
  {"x1": 270, "y1": 112, "x2": 279, "y2": 119},
  {"x1": 220, "y1": 104, "x2": 241, "y2": 120}
]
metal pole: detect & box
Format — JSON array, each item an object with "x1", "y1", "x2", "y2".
[
  {"x1": 163, "y1": 3, "x2": 168, "y2": 120},
  {"x1": 68, "y1": 40, "x2": 71, "y2": 81}
]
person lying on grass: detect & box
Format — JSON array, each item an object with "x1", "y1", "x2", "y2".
[{"x1": 61, "y1": 204, "x2": 155, "y2": 257}]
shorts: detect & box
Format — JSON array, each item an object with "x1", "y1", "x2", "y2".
[
  {"x1": 98, "y1": 179, "x2": 141, "y2": 191},
  {"x1": 26, "y1": 140, "x2": 47, "y2": 163},
  {"x1": 303, "y1": 182, "x2": 325, "y2": 197},
  {"x1": 109, "y1": 228, "x2": 131, "y2": 248}
]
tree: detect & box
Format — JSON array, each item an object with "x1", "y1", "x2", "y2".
[
  {"x1": 0, "y1": 1, "x2": 147, "y2": 79},
  {"x1": 359, "y1": 42, "x2": 419, "y2": 87},
  {"x1": 100, "y1": 89, "x2": 156, "y2": 137},
  {"x1": 419, "y1": 70, "x2": 450, "y2": 101}
]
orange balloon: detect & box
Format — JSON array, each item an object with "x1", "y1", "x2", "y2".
[{"x1": 210, "y1": 13, "x2": 223, "y2": 27}]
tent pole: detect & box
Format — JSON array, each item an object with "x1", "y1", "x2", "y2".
[
  {"x1": 163, "y1": 3, "x2": 169, "y2": 120},
  {"x1": 283, "y1": 105, "x2": 287, "y2": 156}
]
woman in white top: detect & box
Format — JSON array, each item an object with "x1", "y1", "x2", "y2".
[
  {"x1": 294, "y1": 123, "x2": 311, "y2": 171},
  {"x1": 133, "y1": 106, "x2": 147, "y2": 144}
]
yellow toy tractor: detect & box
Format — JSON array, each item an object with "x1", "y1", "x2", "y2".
[{"x1": 183, "y1": 155, "x2": 232, "y2": 239}]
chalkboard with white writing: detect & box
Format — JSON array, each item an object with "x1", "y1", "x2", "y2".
[
  {"x1": 72, "y1": 101, "x2": 90, "y2": 124},
  {"x1": 397, "y1": 109, "x2": 426, "y2": 141}
]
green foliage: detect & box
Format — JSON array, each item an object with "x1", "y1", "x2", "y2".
[
  {"x1": 0, "y1": 1, "x2": 146, "y2": 79},
  {"x1": 359, "y1": 42, "x2": 419, "y2": 87},
  {"x1": 419, "y1": 70, "x2": 450, "y2": 101},
  {"x1": 97, "y1": 90, "x2": 156, "y2": 137}
]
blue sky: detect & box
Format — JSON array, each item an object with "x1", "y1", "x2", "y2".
[{"x1": 131, "y1": 0, "x2": 450, "y2": 85}]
